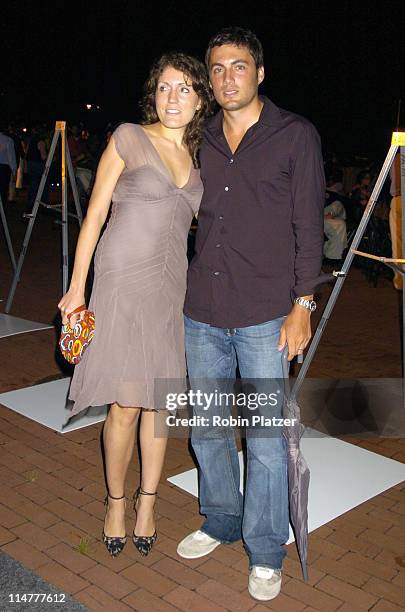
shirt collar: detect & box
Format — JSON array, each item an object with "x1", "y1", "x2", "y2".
[{"x1": 206, "y1": 95, "x2": 283, "y2": 137}]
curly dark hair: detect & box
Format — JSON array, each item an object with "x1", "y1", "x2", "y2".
[
  {"x1": 140, "y1": 52, "x2": 213, "y2": 168},
  {"x1": 205, "y1": 26, "x2": 264, "y2": 71}
]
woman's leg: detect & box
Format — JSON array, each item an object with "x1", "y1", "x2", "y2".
[
  {"x1": 103, "y1": 402, "x2": 140, "y2": 536},
  {"x1": 134, "y1": 410, "x2": 168, "y2": 536}
]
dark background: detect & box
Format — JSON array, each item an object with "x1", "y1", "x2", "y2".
[{"x1": 2, "y1": 0, "x2": 404, "y2": 158}]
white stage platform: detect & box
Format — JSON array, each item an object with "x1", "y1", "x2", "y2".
[
  {"x1": 0, "y1": 314, "x2": 52, "y2": 339},
  {"x1": 0, "y1": 378, "x2": 107, "y2": 433},
  {"x1": 168, "y1": 430, "x2": 405, "y2": 544}
]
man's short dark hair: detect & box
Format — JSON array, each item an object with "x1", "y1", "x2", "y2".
[{"x1": 205, "y1": 26, "x2": 264, "y2": 70}]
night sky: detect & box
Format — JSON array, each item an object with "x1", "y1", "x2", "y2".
[{"x1": 3, "y1": 0, "x2": 405, "y2": 157}]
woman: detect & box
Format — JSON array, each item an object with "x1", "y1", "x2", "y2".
[{"x1": 58, "y1": 53, "x2": 212, "y2": 558}]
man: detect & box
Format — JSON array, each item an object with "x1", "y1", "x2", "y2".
[
  {"x1": 176, "y1": 27, "x2": 325, "y2": 601},
  {"x1": 0, "y1": 126, "x2": 17, "y2": 207}
]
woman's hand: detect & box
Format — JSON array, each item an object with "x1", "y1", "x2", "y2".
[{"x1": 58, "y1": 288, "x2": 86, "y2": 325}]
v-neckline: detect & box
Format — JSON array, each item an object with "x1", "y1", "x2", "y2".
[{"x1": 138, "y1": 125, "x2": 193, "y2": 190}]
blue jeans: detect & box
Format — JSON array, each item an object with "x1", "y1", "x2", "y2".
[{"x1": 184, "y1": 314, "x2": 289, "y2": 570}]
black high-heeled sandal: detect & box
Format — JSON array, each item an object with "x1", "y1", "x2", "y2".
[
  {"x1": 132, "y1": 486, "x2": 158, "y2": 556},
  {"x1": 102, "y1": 493, "x2": 127, "y2": 557}
]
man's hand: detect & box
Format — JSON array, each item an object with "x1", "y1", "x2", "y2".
[{"x1": 277, "y1": 302, "x2": 312, "y2": 361}]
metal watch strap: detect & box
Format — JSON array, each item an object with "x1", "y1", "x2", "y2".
[{"x1": 294, "y1": 297, "x2": 317, "y2": 312}]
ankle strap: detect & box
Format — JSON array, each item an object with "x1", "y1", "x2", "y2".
[
  {"x1": 107, "y1": 493, "x2": 126, "y2": 500},
  {"x1": 137, "y1": 486, "x2": 157, "y2": 496},
  {"x1": 133, "y1": 486, "x2": 157, "y2": 510}
]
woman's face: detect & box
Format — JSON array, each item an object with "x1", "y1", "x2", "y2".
[{"x1": 155, "y1": 66, "x2": 201, "y2": 130}]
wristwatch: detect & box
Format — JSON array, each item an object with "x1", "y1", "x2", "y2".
[{"x1": 294, "y1": 297, "x2": 317, "y2": 312}]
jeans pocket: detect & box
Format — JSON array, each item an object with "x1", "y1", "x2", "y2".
[{"x1": 184, "y1": 314, "x2": 210, "y2": 331}]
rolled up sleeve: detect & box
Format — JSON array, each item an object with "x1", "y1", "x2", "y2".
[{"x1": 290, "y1": 121, "x2": 325, "y2": 297}]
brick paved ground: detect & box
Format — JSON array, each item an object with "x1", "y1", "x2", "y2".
[{"x1": 0, "y1": 193, "x2": 404, "y2": 610}]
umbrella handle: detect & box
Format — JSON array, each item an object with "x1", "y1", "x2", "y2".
[
  {"x1": 281, "y1": 346, "x2": 303, "y2": 423},
  {"x1": 281, "y1": 345, "x2": 292, "y2": 399}
]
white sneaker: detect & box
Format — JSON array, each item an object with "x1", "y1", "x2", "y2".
[
  {"x1": 248, "y1": 566, "x2": 282, "y2": 601},
  {"x1": 177, "y1": 530, "x2": 221, "y2": 559}
]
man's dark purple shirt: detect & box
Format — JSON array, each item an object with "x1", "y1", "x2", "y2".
[{"x1": 184, "y1": 96, "x2": 325, "y2": 328}]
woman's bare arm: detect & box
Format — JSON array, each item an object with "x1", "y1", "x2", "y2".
[{"x1": 58, "y1": 137, "x2": 124, "y2": 322}]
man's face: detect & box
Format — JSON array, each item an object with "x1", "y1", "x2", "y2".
[{"x1": 208, "y1": 44, "x2": 264, "y2": 111}]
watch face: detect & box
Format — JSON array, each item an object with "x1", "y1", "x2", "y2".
[{"x1": 309, "y1": 301, "x2": 317, "y2": 312}]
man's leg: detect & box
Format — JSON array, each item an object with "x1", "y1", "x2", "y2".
[
  {"x1": 234, "y1": 317, "x2": 289, "y2": 570},
  {"x1": 181, "y1": 315, "x2": 242, "y2": 546}
]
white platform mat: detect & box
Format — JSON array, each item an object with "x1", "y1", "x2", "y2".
[
  {"x1": 168, "y1": 429, "x2": 405, "y2": 544},
  {"x1": 0, "y1": 314, "x2": 52, "y2": 339},
  {"x1": 0, "y1": 378, "x2": 107, "y2": 433}
]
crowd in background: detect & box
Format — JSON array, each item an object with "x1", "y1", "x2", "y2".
[
  {"x1": 0, "y1": 122, "x2": 401, "y2": 289},
  {"x1": 322, "y1": 150, "x2": 401, "y2": 289},
  {"x1": 0, "y1": 122, "x2": 115, "y2": 215}
]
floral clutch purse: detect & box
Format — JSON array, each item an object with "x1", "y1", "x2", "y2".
[{"x1": 59, "y1": 304, "x2": 95, "y2": 365}]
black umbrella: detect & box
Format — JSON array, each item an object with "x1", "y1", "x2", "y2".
[
  {"x1": 280, "y1": 272, "x2": 336, "y2": 581},
  {"x1": 281, "y1": 348, "x2": 310, "y2": 582}
]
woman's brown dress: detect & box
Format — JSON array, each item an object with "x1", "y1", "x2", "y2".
[{"x1": 69, "y1": 123, "x2": 202, "y2": 416}]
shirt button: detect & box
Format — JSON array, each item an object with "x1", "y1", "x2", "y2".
[
  {"x1": 213, "y1": 271, "x2": 220, "y2": 276},
  {"x1": 224, "y1": 186, "x2": 229, "y2": 191},
  {"x1": 229, "y1": 158, "x2": 234, "y2": 164},
  {"x1": 215, "y1": 243, "x2": 221, "y2": 248},
  {"x1": 219, "y1": 215, "x2": 224, "y2": 220}
]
